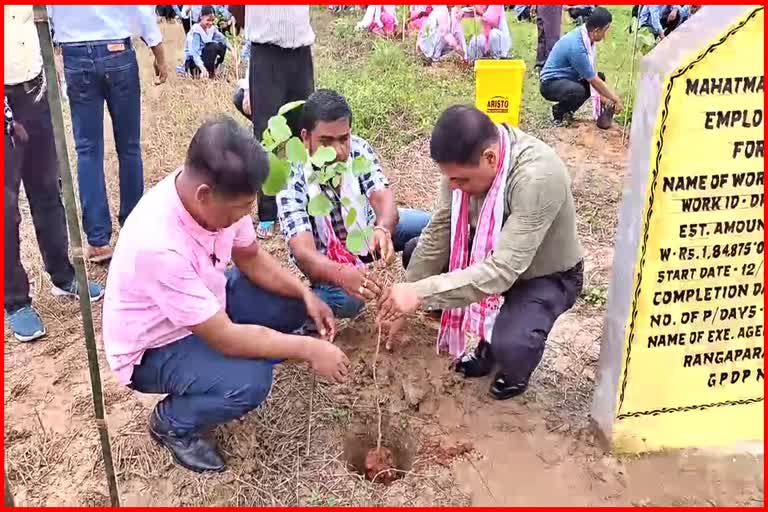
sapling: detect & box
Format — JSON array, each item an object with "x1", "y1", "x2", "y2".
[
  {"x1": 261, "y1": 101, "x2": 398, "y2": 483},
  {"x1": 259, "y1": 100, "x2": 376, "y2": 255}
]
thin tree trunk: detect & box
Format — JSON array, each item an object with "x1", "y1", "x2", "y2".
[{"x1": 32, "y1": 6, "x2": 121, "y2": 507}]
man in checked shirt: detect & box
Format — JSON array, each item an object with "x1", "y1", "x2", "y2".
[{"x1": 277, "y1": 89, "x2": 431, "y2": 322}]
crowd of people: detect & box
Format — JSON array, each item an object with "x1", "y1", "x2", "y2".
[{"x1": 5, "y1": 4, "x2": 700, "y2": 473}]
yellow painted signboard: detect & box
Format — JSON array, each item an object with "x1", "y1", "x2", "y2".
[{"x1": 596, "y1": 7, "x2": 764, "y2": 452}]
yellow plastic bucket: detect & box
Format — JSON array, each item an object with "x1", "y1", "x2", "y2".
[{"x1": 474, "y1": 59, "x2": 526, "y2": 127}]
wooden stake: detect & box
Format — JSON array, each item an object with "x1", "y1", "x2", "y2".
[
  {"x1": 622, "y1": 14, "x2": 642, "y2": 145},
  {"x1": 4, "y1": 471, "x2": 14, "y2": 507},
  {"x1": 33, "y1": 6, "x2": 120, "y2": 507},
  {"x1": 402, "y1": 5, "x2": 408, "y2": 41}
]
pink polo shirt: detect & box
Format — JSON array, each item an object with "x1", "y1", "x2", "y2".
[{"x1": 102, "y1": 169, "x2": 257, "y2": 385}]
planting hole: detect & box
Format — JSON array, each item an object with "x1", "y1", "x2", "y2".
[{"x1": 342, "y1": 418, "x2": 414, "y2": 485}]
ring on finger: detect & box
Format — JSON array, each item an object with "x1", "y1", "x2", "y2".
[{"x1": 358, "y1": 286, "x2": 365, "y2": 294}]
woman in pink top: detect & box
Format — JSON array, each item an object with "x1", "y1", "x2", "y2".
[
  {"x1": 408, "y1": 4, "x2": 433, "y2": 32},
  {"x1": 462, "y1": 5, "x2": 512, "y2": 62},
  {"x1": 417, "y1": 5, "x2": 467, "y2": 63},
  {"x1": 356, "y1": 5, "x2": 398, "y2": 36}
]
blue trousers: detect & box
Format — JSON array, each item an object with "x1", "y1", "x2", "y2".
[
  {"x1": 129, "y1": 268, "x2": 308, "y2": 436},
  {"x1": 312, "y1": 208, "x2": 431, "y2": 318},
  {"x1": 62, "y1": 39, "x2": 144, "y2": 247}
]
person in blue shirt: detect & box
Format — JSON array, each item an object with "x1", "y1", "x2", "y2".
[
  {"x1": 638, "y1": 5, "x2": 693, "y2": 39},
  {"x1": 637, "y1": 5, "x2": 666, "y2": 39},
  {"x1": 539, "y1": 7, "x2": 622, "y2": 126},
  {"x1": 183, "y1": 5, "x2": 232, "y2": 79}
]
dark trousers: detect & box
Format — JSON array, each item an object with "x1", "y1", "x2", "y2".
[
  {"x1": 62, "y1": 39, "x2": 143, "y2": 247},
  {"x1": 228, "y1": 5, "x2": 245, "y2": 32},
  {"x1": 661, "y1": 8, "x2": 682, "y2": 36},
  {"x1": 540, "y1": 71, "x2": 605, "y2": 120},
  {"x1": 129, "y1": 268, "x2": 309, "y2": 436},
  {"x1": 536, "y1": 5, "x2": 562, "y2": 68},
  {"x1": 232, "y1": 86, "x2": 248, "y2": 120},
  {"x1": 155, "y1": 5, "x2": 176, "y2": 20},
  {"x1": 490, "y1": 262, "x2": 583, "y2": 383},
  {"x1": 567, "y1": 6, "x2": 593, "y2": 23},
  {"x1": 181, "y1": 17, "x2": 191, "y2": 34},
  {"x1": 249, "y1": 42, "x2": 314, "y2": 222},
  {"x1": 402, "y1": 239, "x2": 584, "y2": 385},
  {"x1": 185, "y1": 42, "x2": 228, "y2": 77},
  {"x1": 4, "y1": 74, "x2": 75, "y2": 312}
]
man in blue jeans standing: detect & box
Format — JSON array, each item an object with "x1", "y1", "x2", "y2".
[
  {"x1": 4, "y1": 6, "x2": 104, "y2": 342},
  {"x1": 48, "y1": 6, "x2": 167, "y2": 263},
  {"x1": 277, "y1": 89, "x2": 431, "y2": 320}
]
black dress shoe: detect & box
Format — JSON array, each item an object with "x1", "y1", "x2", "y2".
[
  {"x1": 454, "y1": 339, "x2": 495, "y2": 378},
  {"x1": 489, "y1": 372, "x2": 528, "y2": 400},
  {"x1": 149, "y1": 411, "x2": 225, "y2": 473}
]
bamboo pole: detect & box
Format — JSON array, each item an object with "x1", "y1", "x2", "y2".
[
  {"x1": 32, "y1": 6, "x2": 120, "y2": 507},
  {"x1": 402, "y1": 5, "x2": 408, "y2": 41},
  {"x1": 621, "y1": 13, "x2": 642, "y2": 145},
  {"x1": 5, "y1": 471, "x2": 14, "y2": 507}
]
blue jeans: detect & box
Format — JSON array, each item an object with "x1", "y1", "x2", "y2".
[
  {"x1": 129, "y1": 268, "x2": 308, "y2": 436},
  {"x1": 62, "y1": 39, "x2": 143, "y2": 247},
  {"x1": 312, "y1": 208, "x2": 432, "y2": 318}
]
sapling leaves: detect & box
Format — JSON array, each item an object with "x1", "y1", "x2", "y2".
[
  {"x1": 262, "y1": 128, "x2": 277, "y2": 152},
  {"x1": 262, "y1": 153, "x2": 291, "y2": 196},
  {"x1": 346, "y1": 226, "x2": 374, "y2": 253},
  {"x1": 266, "y1": 101, "x2": 379, "y2": 257},
  {"x1": 278, "y1": 100, "x2": 306, "y2": 116},
  {"x1": 311, "y1": 146, "x2": 337, "y2": 167},
  {"x1": 268, "y1": 115, "x2": 292, "y2": 145},
  {"x1": 285, "y1": 137, "x2": 308, "y2": 164},
  {"x1": 308, "y1": 193, "x2": 333, "y2": 217},
  {"x1": 351, "y1": 156, "x2": 372, "y2": 176},
  {"x1": 345, "y1": 207, "x2": 357, "y2": 227}
]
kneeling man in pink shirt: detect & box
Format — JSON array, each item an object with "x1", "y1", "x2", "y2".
[{"x1": 102, "y1": 116, "x2": 348, "y2": 473}]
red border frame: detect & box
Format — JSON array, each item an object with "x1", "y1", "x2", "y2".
[{"x1": 1, "y1": 1, "x2": 765, "y2": 511}]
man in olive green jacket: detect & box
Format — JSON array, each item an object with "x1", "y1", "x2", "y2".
[{"x1": 379, "y1": 106, "x2": 584, "y2": 400}]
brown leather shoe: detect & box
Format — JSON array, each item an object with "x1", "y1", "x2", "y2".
[{"x1": 85, "y1": 244, "x2": 113, "y2": 264}]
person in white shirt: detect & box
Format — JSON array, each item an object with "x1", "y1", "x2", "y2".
[
  {"x1": 4, "y1": 5, "x2": 104, "y2": 342},
  {"x1": 47, "y1": 6, "x2": 167, "y2": 263}
]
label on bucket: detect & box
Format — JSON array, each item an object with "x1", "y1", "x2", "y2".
[{"x1": 486, "y1": 96, "x2": 509, "y2": 114}]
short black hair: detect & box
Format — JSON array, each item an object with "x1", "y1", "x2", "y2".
[
  {"x1": 430, "y1": 105, "x2": 499, "y2": 165},
  {"x1": 301, "y1": 89, "x2": 353, "y2": 133},
  {"x1": 185, "y1": 115, "x2": 269, "y2": 197},
  {"x1": 586, "y1": 7, "x2": 612, "y2": 30},
  {"x1": 200, "y1": 5, "x2": 215, "y2": 17}
]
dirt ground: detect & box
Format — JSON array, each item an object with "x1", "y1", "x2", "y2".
[{"x1": 4, "y1": 15, "x2": 764, "y2": 507}]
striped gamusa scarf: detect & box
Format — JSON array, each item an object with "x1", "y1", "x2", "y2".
[
  {"x1": 580, "y1": 24, "x2": 601, "y2": 120},
  {"x1": 437, "y1": 124, "x2": 512, "y2": 358},
  {"x1": 302, "y1": 161, "x2": 370, "y2": 268}
]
